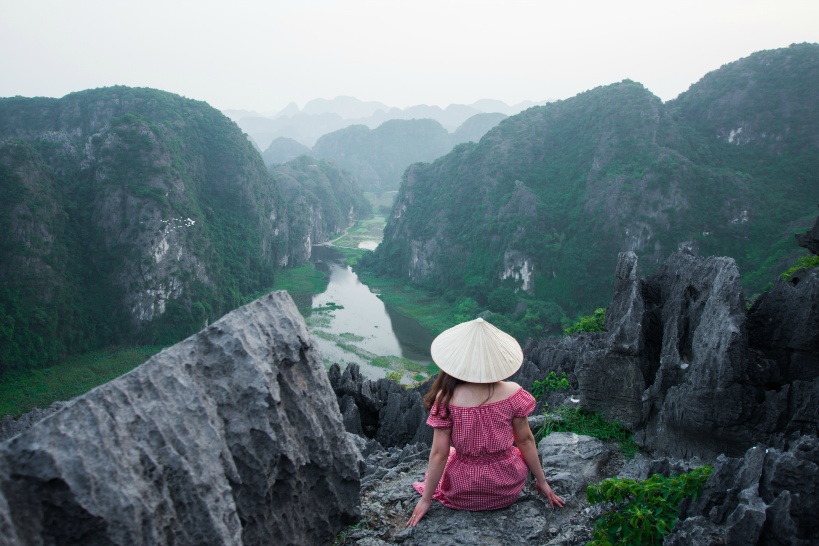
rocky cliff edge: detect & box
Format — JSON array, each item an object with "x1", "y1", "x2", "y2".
[{"x1": 0, "y1": 291, "x2": 360, "y2": 546}]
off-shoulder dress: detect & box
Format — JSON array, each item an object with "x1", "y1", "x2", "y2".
[{"x1": 412, "y1": 387, "x2": 536, "y2": 511}]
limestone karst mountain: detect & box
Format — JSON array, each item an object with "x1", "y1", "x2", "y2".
[
  {"x1": 364, "y1": 44, "x2": 819, "y2": 323},
  {"x1": 311, "y1": 119, "x2": 453, "y2": 192},
  {"x1": 261, "y1": 136, "x2": 311, "y2": 165},
  {"x1": 270, "y1": 156, "x2": 373, "y2": 258},
  {"x1": 0, "y1": 87, "x2": 370, "y2": 375}
]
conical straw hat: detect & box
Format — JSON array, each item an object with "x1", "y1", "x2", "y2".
[{"x1": 430, "y1": 318, "x2": 523, "y2": 383}]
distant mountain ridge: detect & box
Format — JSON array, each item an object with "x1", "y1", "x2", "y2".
[
  {"x1": 262, "y1": 114, "x2": 510, "y2": 192},
  {"x1": 224, "y1": 97, "x2": 539, "y2": 149},
  {"x1": 363, "y1": 44, "x2": 819, "y2": 334}
]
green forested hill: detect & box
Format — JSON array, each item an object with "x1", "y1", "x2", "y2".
[
  {"x1": 0, "y1": 87, "x2": 367, "y2": 376},
  {"x1": 363, "y1": 44, "x2": 819, "y2": 338},
  {"x1": 262, "y1": 137, "x2": 312, "y2": 165},
  {"x1": 312, "y1": 119, "x2": 453, "y2": 192},
  {"x1": 270, "y1": 155, "x2": 372, "y2": 250}
]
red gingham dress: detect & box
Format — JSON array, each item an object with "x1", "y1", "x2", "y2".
[{"x1": 412, "y1": 387, "x2": 536, "y2": 511}]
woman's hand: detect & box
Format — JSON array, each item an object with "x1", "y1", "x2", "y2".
[
  {"x1": 536, "y1": 479, "x2": 565, "y2": 509},
  {"x1": 407, "y1": 497, "x2": 432, "y2": 527}
]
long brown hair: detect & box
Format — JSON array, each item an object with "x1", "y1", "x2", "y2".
[{"x1": 424, "y1": 371, "x2": 463, "y2": 418}]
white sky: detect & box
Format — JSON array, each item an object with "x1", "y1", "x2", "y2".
[{"x1": 2, "y1": 0, "x2": 817, "y2": 114}]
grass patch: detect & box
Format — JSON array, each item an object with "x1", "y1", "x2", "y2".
[
  {"x1": 312, "y1": 331, "x2": 379, "y2": 361},
  {"x1": 355, "y1": 273, "x2": 460, "y2": 336},
  {"x1": 334, "y1": 246, "x2": 368, "y2": 266},
  {"x1": 370, "y1": 355, "x2": 439, "y2": 375},
  {"x1": 536, "y1": 405, "x2": 640, "y2": 459},
  {"x1": 271, "y1": 263, "x2": 329, "y2": 297},
  {"x1": 0, "y1": 345, "x2": 164, "y2": 418},
  {"x1": 313, "y1": 302, "x2": 344, "y2": 312},
  {"x1": 305, "y1": 313, "x2": 332, "y2": 329}
]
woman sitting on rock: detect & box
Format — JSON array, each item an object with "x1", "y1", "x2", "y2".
[{"x1": 407, "y1": 318, "x2": 564, "y2": 527}]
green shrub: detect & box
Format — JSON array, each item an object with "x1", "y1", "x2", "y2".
[
  {"x1": 564, "y1": 308, "x2": 606, "y2": 335},
  {"x1": 586, "y1": 466, "x2": 713, "y2": 545},
  {"x1": 531, "y1": 371, "x2": 570, "y2": 399}
]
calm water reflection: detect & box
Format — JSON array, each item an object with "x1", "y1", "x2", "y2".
[{"x1": 306, "y1": 245, "x2": 434, "y2": 379}]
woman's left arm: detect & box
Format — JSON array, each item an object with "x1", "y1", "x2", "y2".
[{"x1": 513, "y1": 416, "x2": 565, "y2": 509}]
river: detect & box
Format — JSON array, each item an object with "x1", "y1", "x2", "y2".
[{"x1": 301, "y1": 245, "x2": 435, "y2": 381}]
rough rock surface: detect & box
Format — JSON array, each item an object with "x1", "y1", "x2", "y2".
[
  {"x1": 538, "y1": 434, "x2": 612, "y2": 499},
  {"x1": 521, "y1": 250, "x2": 819, "y2": 460},
  {"x1": 0, "y1": 291, "x2": 361, "y2": 546},
  {"x1": 666, "y1": 434, "x2": 819, "y2": 545},
  {"x1": 794, "y1": 207, "x2": 819, "y2": 255},
  {"x1": 329, "y1": 363, "x2": 433, "y2": 447},
  {"x1": 338, "y1": 431, "x2": 627, "y2": 546},
  {"x1": 0, "y1": 402, "x2": 65, "y2": 443}
]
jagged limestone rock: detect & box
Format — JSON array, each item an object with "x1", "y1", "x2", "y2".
[
  {"x1": 0, "y1": 291, "x2": 360, "y2": 546},
  {"x1": 639, "y1": 252, "x2": 754, "y2": 458},
  {"x1": 794, "y1": 209, "x2": 819, "y2": 255},
  {"x1": 605, "y1": 251, "x2": 646, "y2": 356},
  {"x1": 523, "y1": 249, "x2": 819, "y2": 461},
  {"x1": 328, "y1": 364, "x2": 433, "y2": 447},
  {"x1": 748, "y1": 270, "x2": 819, "y2": 384},
  {"x1": 667, "y1": 435, "x2": 819, "y2": 545}
]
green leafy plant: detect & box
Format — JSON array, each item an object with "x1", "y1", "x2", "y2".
[
  {"x1": 384, "y1": 370, "x2": 404, "y2": 383},
  {"x1": 564, "y1": 308, "x2": 606, "y2": 335},
  {"x1": 586, "y1": 466, "x2": 713, "y2": 545},
  {"x1": 536, "y1": 406, "x2": 639, "y2": 458},
  {"x1": 531, "y1": 371, "x2": 570, "y2": 399},
  {"x1": 332, "y1": 521, "x2": 364, "y2": 546},
  {"x1": 780, "y1": 253, "x2": 819, "y2": 280}
]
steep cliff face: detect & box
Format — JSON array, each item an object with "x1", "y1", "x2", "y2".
[
  {"x1": 368, "y1": 45, "x2": 819, "y2": 317},
  {"x1": 0, "y1": 87, "x2": 309, "y2": 373}
]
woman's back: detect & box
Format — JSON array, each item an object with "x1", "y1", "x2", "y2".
[
  {"x1": 442, "y1": 383, "x2": 531, "y2": 459},
  {"x1": 449, "y1": 380, "x2": 521, "y2": 407}
]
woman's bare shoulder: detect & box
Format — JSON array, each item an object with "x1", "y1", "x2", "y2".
[{"x1": 500, "y1": 380, "x2": 522, "y2": 393}]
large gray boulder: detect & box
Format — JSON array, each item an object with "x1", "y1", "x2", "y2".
[
  {"x1": 0, "y1": 291, "x2": 361, "y2": 546},
  {"x1": 538, "y1": 433, "x2": 612, "y2": 498}
]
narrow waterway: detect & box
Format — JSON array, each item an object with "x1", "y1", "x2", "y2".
[{"x1": 304, "y1": 245, "x2": 434, "y2": 381}]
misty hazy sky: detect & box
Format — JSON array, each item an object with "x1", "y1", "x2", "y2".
[{"x1": 2, "y1": 0, "x2": 817, "y2": 113}]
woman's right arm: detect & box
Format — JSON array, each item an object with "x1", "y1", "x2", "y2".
[
  {"x1": 512, "y1": 416, "x2": 565, "y2": 509},
  {"x1": 407, "y1": 427, "x2": 451, "y2": 527}
]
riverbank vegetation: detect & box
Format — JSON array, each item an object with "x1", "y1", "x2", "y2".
[
  {"x1": 0, "y1": 262, "x2": 330, "y2": 419},
  {"x1": 0, "y1": 346, "x2": 163, "y2": 418}
]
